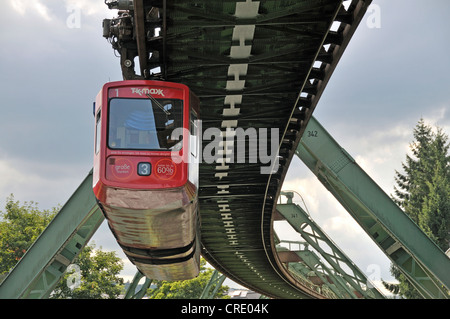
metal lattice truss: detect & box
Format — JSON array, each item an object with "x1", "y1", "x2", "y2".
[
  {"x1": 275, "y1": 191, "x2": 385, "y2": 299},
  {"x1": 1, "y1": 0, "x2": 448, "y2": 300},
  {"x1": 102, "y1": 0, "x2": 374, "y2": 298}
]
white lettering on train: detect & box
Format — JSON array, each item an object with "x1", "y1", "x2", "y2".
[{"x1": 131, "y1": 88, "x2": 165, "y2": 97}]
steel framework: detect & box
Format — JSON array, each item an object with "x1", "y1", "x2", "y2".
[
  {"x1": 5, "y1": 0, "x2": 447, "y2": 300},
  {"x1": 296, "y1": 116, "x2": 450, "y2": 299}
]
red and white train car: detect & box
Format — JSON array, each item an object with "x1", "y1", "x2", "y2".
[{"x1": 93, "y1": 80, "x2": 200, "y2": 281}]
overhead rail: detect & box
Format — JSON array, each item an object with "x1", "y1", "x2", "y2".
[
  {"x1": 296, "y1": 116, "x2": 450, "y2": 299},
  {"x1": 0, "y1": 171, "x2": 103, "y2": 299},
  {"x1": 101, "y1": 0, "x2": 374, "y2": 298},
  {"x1": 3, "y1": 1, "x2": 443, "y2": 301},
  {"x1": 1, "y1": 0, "x2": 374, "y2": 300}
]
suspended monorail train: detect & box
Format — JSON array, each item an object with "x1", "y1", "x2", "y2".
[{"x1": 92, "y1": 80, "x2": 201, "y2": 281}]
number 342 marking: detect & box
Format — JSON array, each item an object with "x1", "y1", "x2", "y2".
[{"x1": 307, "y1": 130, "x2": 318, "y2": 137}]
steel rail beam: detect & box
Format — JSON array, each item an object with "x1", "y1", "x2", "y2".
[
  {"x1": 124, "y1": 271, "x2": 152, "y2": 299},
  {"x1": 275, "y1": 194, "x2": 385, "y2": 299},
  {"x1": 0, "y1": 171, "x2": 103, "y2": 299},
  {"x1": 280, "y1": 246, "x2": 351, "y2": 300},
  {"x1": 199, "y1": 269, "x2": 226, "y2": 299},
  {"x1": 102, "y1": 0, "x2": 374, "y2": 298},
  {"x1": 296, "y1": 116, "x2": 450, "y2": 299},
  {"x1": 133, "y1": 0, "x2": 148, "y2": 77},
  {"x1": 259, "y1": 0, "x2": 374, "y2": 298}
]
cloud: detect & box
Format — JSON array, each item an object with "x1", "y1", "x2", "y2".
[
  {"x1": 277, "y1": 174, "x2": 396, "y2": 282},
  {"x1": 281, "y1": 177, "x2": 321, "y2": 214},
  {"x1": 9, "y1": 0, "x2": 26, "y2": 15},
  {"x1": 9, "y1": 0, "x2": 52, "y2": 21},
  {"x1": 423, "y1": 104, "x2": 450, "y2": 133},
  {"x1": 2, "y1": 0, "x2": 447, "y2": 290},
  {"x1": 281, "y1": 150, "x2": 397, "y2": 282},
  {"x1": 64, "y1": 0, "x2": 113, "y2": 17},
  {"x1": 0, "y1": 150, "x2": 91, "y2": 212}
]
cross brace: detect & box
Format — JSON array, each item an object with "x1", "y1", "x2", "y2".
[{"x1": 275, "y1": 197, "x2": 385, "y2": 299}]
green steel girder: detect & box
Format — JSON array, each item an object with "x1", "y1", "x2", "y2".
[
  {"x1": 275, "y1": 199, "x2": 385, "y2": 299},
  {"x1": 276, "y1": 242, "x2": 344, "y2": 298},
  {"x1": 124, "y1": 271, "x2": 152, "y2": 299},
  {"x1": 294, "y1": 249, "x2": 351, "y2": 298},
  {"x1": 296, "y1": 116, "x2": 450, "y2": 299},
  {"x1": 0, "y1": 171, "x2": 103, "y2": 299},
  {"x1": 199, "y1": 269, "x2": 226, "y2": 299},
  {"x1": 0, "y1": 0, "x2": 372, "y2": 300},
  {"x1": 190, "y1": 0, "x2": 373, "y2": 299},
  {"x1": 288, "y1": 263, "x2": 340, "y2": 298}
]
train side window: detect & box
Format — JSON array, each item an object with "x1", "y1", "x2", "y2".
[{"x1": 95, "y1": 111, "x2": 101, "y2": 154}]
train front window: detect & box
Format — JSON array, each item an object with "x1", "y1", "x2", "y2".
[{"x1": 108, "y1": 98, "x2": 183, "y2": 150}]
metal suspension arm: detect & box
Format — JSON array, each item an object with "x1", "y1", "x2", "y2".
[
  {"x1": 0, "y1": 171, "x2": 104, "y2": 299},
  {"x1": 275, "y1": 193, "x2": 385, "y2": 299},
  {"x1": 296, "y1": 116, "x2": 450, "y2": 299}
]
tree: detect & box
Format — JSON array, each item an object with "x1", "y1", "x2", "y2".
[
  {"x1": 51, "y1": 244, "x2": 124, "y2": 299},
  {"x1": 0, "y1": 195, "x2": 58, "y2": 279},
  {"x1": 388, "y1": 119, "x2": 450, "y2": 298},
  {"x1": 393, "y1": 119, "x2": 434, "y2": 223},
  {"x1": 418, "y1": 129, "x2": 450, "y2": 250},
  {"x1": 146, "y1": 258, "x2": 229, "y2": 299},
  {"x1": 0, "y1": 195, "x2": 124, "y2": 299}
]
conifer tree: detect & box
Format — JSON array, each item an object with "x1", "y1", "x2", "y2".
[
  {"x1": 388, "y1": 119, "x2": 450, "y2": 298},
  {"x1": 393, "y1": 119, "x2": 434, "y2": 223},
  {"x1": 418, "y1": 128, "x2": 450, "y2": 251}
]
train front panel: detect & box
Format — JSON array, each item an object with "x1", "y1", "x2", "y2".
[
  {"x1": 94, "y1": 80, "x2": 190, "y2": 193},
  {"x1": 92, "y1": 80, "x2": 200, "y2": 281}
]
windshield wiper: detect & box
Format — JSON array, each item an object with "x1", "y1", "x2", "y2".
[{"x1": 146, "y1": 93, "x2": 170, "y2": 116}]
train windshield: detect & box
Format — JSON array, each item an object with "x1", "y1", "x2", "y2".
[{"x1": 108, "y1": 98, "x2": 183, "y2": 150}]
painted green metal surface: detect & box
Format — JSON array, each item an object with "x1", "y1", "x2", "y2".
[
  {"x1": 124, "y1": 271, "x2": 152, "y2": 299},
  {"x1": 0, "y1": 1, "x2": 374, "y2": 300},
  {"x1": 276, "y1": 193, "x2": 385, "y2": 299},
  {"x1": 275, "y1": 242, "x2": 339, "y2": 299},
  {"x1": 181, "y1": 0, "x2": 372, "y2": 299},
  {"x1": 199, "y1": 269, "x2": 226, "y2": 299},
  {"x1": 296, "y1": 116, "x2": 450, "y2": 299},
  {"x1": 0, "y1": 171, "x2": 103, "y2": 299},
  {"x1": 101, "y1": 0, "x2": 373, "y2": 298}
]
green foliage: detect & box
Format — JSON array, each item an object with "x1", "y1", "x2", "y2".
[
  {"x1": 393, "y1": 119, "x2": 434, "y2": 222},
  {"x1": 51, "y1": 244, "x2": 124, "y2": 299},
  {"x1": 388, "y1": 119, "x2": 450, "y2": 298},
  {"x1": 0, "y1": 194, "x2": 58, "y2": 277},
  {"x1": 419, "y1": 160, "x2": 450, "y2": 249},
  {"x1": 0, "y1": 196, "x2": 229, "y2": 299},
  {"x1": 0, "y1": 195, "x2": 124, "y2": 299},
  {"x1": 146, "y1": 259, "x2": 229, "y2": 299}
]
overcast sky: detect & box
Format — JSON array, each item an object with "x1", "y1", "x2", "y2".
[{"x1": 1, "y1": 1, "x2": 449, "y2": 293}]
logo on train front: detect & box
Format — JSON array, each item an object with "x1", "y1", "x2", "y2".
[
  {"x1": 155, "y1": 158, "x2": 176, "y2": 180},
  {"x1": 131, "y1": 88, "x2": 165, "y2": 97},
  {"x1": 111, "y1": 158, "x2": 133, "y2": 179}
]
